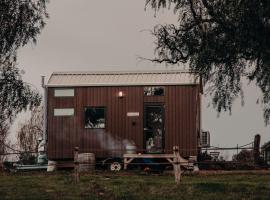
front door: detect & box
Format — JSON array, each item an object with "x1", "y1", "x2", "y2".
[{"x1": 144, "y1": 104, "x2": 165, "y2": 153}]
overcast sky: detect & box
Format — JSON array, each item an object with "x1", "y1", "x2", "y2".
[{"x1": 14, "y1": 0, "x2": 270, "y2": 151}]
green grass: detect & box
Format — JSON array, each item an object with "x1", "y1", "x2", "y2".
[{"x1": 0, "y1": 171, "x2": 270, "y2": 200}]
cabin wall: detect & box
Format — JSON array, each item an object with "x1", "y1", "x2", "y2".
[{"x1": 47, "y1": 85, "x2": 200, "y2": 160}]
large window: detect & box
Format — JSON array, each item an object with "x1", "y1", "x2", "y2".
[
  {"x1": 54, "y1": 108, "x2": 74, "y2": 116},
  {"x1": 144, "y1": 86, "x2": 164, "y2": 96},
  {"x1": 54, "y1": 88, "x2": 74, "y2": 97},
  {"x1": 85, "y1": 107, "x2": 106, "y2": 129}
]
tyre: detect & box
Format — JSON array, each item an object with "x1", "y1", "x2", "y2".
[{"x1": 109, "y1": 162, "x2": 122, "y2": 171}]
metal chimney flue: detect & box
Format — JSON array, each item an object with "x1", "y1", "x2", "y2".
[{"x1": 41, "y1": 76, "x2": 47, "y2": 144}]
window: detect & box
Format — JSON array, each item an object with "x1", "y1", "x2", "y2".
[
  {"x1": 201, "y1": 131, "x2": 210, "y2": 147},
  {"x1": 54, "y1": 88, "x2": 74, "y2": 97},
  {"x1": 85, "y1": 107, "x2": 106, "y2": 129},
  {"x1": 54, "y1": 108, "x2": 74, "y2": 116},
  {"x1": 144, "y1": 86, "x2": 164, "y2": 96}
]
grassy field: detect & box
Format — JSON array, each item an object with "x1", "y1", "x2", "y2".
[{"x1": 0, "y1": 171, "x2": 270, "y2": 200}]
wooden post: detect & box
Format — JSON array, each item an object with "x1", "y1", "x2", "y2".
[
  {"x1": 173, "y1": 146, "x2": 181, "y2": 185},
  {"x1": 124, "y1": 158, "x2": 127, "y2": 170},
  {"x1": 74, "y1": 147, "x2": 80, "y2": 183},
  {"x1": 253, "y1": 134, "x2": 261, "y2": 165},
  {"x1": 0, "y1": 161, "x2": 3, "y2": 174}
]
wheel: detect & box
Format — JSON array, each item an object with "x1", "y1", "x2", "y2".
[{"x1": 109, "y1": 162, "x2": 122, "y2": 171}]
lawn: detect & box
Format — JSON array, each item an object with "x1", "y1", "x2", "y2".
[{"x1": 0, "y1": 171, "x2": 270, "y2": 200}]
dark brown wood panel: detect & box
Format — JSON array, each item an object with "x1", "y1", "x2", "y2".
[
  {"x1": 47, "y1": 85, "x2": 201, "y2": 160},
  {"x1": 144, "y1": 96, "x2": 165, "y2": 103},
  {"x1": 162, "y1": 85, "x2": 199, "y2": 156}
]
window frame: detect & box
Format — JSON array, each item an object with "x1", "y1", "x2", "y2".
[
  {"x1": 84, "y1": 106, "x2": 106, "y2": 129},
  {"x1": 143, "y1": 86, "x2": 165, "y2": 97}
]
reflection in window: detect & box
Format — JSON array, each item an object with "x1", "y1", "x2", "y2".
[
  {"x1": 145, "y1": 106, "x2": 163, "y2": 153},
  {"x1": 85, "y1": 107, "x2": 106, "y2": 129},
  {"x1": 144, "y1": 87, "x2": 164, "y2": 96}
]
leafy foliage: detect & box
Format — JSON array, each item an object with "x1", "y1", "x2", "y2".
[
  {"x1": 17, "y1": 106, "x2": 43, "y2": 153},
  {"x1": 16, "y1": 106, "x2": 44, "y2": 164},
  {"x1": 0, "y1": 117, "x2": 9, "y2": 161},
  {"x1": 145, "y1": 0, "x2": 270, "y2": 123},
  {"x1": 0, "y1": 62, "x2": 41, "y2": 156},
  {"x1": 0, "y1": 0, "x2": 48, "y2": 61},
  {"x1": 232, "y1": 150, "x2": 254, "y2": 163},
  {"x1": 0, "y1": 63, "x2": 41, "y2": 123},
  {"x1": 0, "y1": 0, "x2": 48, "y2": 153}
]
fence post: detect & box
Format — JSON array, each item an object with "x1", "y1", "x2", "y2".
[
  {"x1": 0, "y1": 160, "x2": 3, "y2": 174},
  {"x1": 173, "y1": 146, "x2": 181, "y2": 185},
  {"x1": 74, "y1": 147, "x2": 79, "y2": 183},
  {"x1": 253, "y1": 134, "x2": 261, "y2": 166}
]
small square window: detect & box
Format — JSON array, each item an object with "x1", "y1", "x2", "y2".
[
  {"x1": 144, "y1": 87, "x2": 164, "y2": 96},
  {"x1": 85, "y1": 107, "x2": 106, "y2": 129}
]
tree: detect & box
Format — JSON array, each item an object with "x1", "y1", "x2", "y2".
[
  {"x1": 17, "y1": 106, "x2": 43, "y2": 153},
  {"x1": 0, "y1": 0, "x2": 48, "y2": 154},
  {"x1": 0, "y1": 117, "x2": 9, "y2": 161},
  {"x1": 0, "y1": 0, "x2": 48, "y2": 62},
  {"x1": 232, "y1": 150, "x2": 253, "y2": 163},
  {"x1": 145, "y1": 0, "x2": 270, "y2": 123},
  {"x1": 17, "y1": 106, "x2": 43, "y2": 164}
]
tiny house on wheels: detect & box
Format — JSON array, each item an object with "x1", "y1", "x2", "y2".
[{"x1": 45, "y1": 70, "x2": 203, "y2": 167}]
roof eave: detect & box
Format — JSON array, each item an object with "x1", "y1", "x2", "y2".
[{"x1": 46, "y1": 82, "x2": 200, "y2": 87}]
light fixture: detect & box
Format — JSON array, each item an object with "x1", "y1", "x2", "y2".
[{"x1": 118, "y1": 91, "x2": 124, "y2": 98}]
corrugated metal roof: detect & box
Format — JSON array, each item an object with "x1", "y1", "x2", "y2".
[{"x1": 47, "y1": 70, "x2": 200, "y2": 87}]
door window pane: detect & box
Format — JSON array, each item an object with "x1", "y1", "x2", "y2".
[{"x1": 144, "y1": 105, "x2": 164, "y2": 153}]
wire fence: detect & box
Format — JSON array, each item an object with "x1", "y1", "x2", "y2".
[
  {"x1": 1, "y1": 146, "x2": 269, "y2": 186},
  {"x1": 0, "y1": 138, "x2": 267, "y2": 172},
  {"x1": 0, "y1": 148, "x2": 267, "y2": 166},
  {"x1": 0, "y1": 136, "x2": 268, "y2": 188}
]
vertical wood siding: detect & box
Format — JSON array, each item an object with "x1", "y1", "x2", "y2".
[{"x1": 47, "y1": 85, "x2": 200, "y2": 160}]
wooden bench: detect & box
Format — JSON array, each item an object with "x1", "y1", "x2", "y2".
[{"x1": 123, "y1": 153, "x2": 190, "y2": 170}]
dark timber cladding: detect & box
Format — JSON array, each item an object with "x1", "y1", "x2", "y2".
[{"x1": 46, "y1": 71, "x2": 202, "y2": 160}]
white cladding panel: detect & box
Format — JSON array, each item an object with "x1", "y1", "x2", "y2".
[
  {"x1": 54, "y1": 108, "x2": 74, "y2": 116},
  {"x1": 54, "y1": 88, "x2": 74, "y2": 97},
  {"x1": 127, "y1": 112, "x2": 140, "y2": 117}
]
